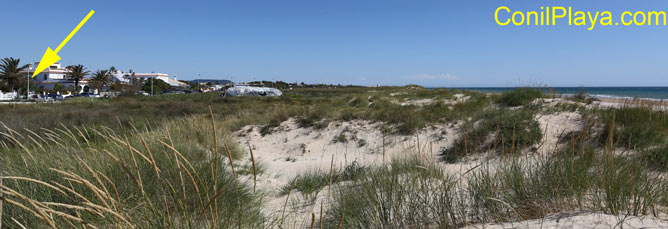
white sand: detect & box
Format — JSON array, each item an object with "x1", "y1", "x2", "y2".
[
  {"x1": 464, "y1": 212, "x2": 668, "y2": 229},
  {"x1": 236, "y1": 119, "x2": 459, "y2": 185},
  {"x1": 235, "y1": 118, "x2": 461, "y2": 224},
  {"x1": 535, "y1": 111, "x2": 583, "y2": 154}
]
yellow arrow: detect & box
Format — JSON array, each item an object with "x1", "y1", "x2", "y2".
[{"x1": 33, "y1": 10, "x2": 95, "y2": 78}]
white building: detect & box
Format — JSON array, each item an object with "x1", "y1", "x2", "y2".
[
  {"x1": 111, "y1": 71, "x2": 187, "y2": 87},
  {"x1": 24, "y1": 62, "x2": 91, "y2": 92}
]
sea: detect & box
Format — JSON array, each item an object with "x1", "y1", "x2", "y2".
[{"x1": 442, "y1": 87, "x2": 668, "y2": 100}]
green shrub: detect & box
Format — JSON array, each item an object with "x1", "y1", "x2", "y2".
[
  {"x1": 280, "y1": 170, "x2": 334, "y2": 196},
  {"x1": 496, "y1": 88, "x2": 543, "y2": 107},
  {"x1": 280, "y1": 161, "x2": 367, "y2": 197},
  {"x1": 568, "y1": 87, "x2": 594, "y2": 104},
  {"x1": 357, "y1": 138, "x2": 367, "y2": 147},
  {"x1": 641, "y1": 144, "x2": 668, "y2": 171},
  {"x1": 598, "y1": 106, "x2": 668, "y2": 149},
  {"x1": 443, "y1": 107, "x2": 542, "y2": 162},
  {"x1": 298, "y1": 105, "x2": 332, "y2": 129}
]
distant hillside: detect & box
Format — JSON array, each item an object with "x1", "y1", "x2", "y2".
[{"x1": 188, "y1": 79, "x2": 233, "y2": 85}]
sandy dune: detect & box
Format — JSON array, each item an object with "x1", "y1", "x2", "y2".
[{"x1": 231, "y1": 98, "x2": 667, "y2": 227}]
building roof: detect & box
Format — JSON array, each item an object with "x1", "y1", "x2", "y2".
[{"x1": 189, "y1": 79, "x2": 233, "y2": 84}]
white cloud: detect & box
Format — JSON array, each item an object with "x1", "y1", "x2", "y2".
[{"x1": 407, "y1": 73, "x2": 457, "y2": 80}]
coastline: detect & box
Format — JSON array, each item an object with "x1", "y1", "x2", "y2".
[
  {"x1": 594, "y1": 96, "x2": 668, "y2": 109},
  {"x1": 448, "y1": 87, "x2": 668, "y2": 101}
]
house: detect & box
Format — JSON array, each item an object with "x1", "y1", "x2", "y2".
[
  {"x1": 111, "y1": 70, "x2": 187, "y2": 87},
  {"x1": 24, "y1": 62, "x2": 91, "y2": 93}
]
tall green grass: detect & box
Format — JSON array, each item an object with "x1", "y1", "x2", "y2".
[
  {"x1": 323, "y1": 155, "x2": 452, "y2": 228},
  {"x1": 0, "y1": 115, "x2": 264, "y2": 228},
  {"x1": 496, "y1": 88, "x2": 544, "y2": 107},
  {"x1": 596, "y1": 104, "x2": 668, "y2": 170},
  {"x1": 443, "y1": 106, "x2": 542, "y2": 162},
  {"x1": 325, "y1": 140, "x2": 667, "y2": 227}
]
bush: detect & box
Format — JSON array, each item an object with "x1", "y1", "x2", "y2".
[
  {"x1": 598, "y1": 106, "x2": 668, "y2": 150},
  {"x1": 496, "y1": 88, "x2": 543, "y2": 107},
  {"x1": 280, "y1": 170, "x2": 333, "y2": 196},
  {"x1": 443, "y1": 107, "x2": 542, "y2": 162},
  {"x1": 568, "y1": 87, "x2": 594, "y2": 104},
  {"x1": 280, "y1": 160, "x2": 366, "y2": 197},
  {"x1": 297, "y1": 106, "x2": 330, "y2": 129},
  {"x1": 641, "y1": 144, "x2": 668, "y2": 171}
]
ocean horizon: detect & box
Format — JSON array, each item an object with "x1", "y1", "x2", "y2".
[{"x1": 431, "y1": 87, "x2": 668, "y2": 100}]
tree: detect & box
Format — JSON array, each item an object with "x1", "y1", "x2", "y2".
[
  {"x1": 65, "y1": 65, "x2": 89, "y2": 94},
  {"x1": 53, "y1": 83, "x2": 64, "y2": 93},
  {"x1": 16, "y1": 77, "x2": 37, "y2": 93},
  {"x1": 90, "y1": 70, "x2": 112, "y2": 92},
  {"x1": 142, "y1": 78, "x2": 171, "y2": 94},
  {"x1": 0, "y1": 57, "x2": 29, "y2": 92}
]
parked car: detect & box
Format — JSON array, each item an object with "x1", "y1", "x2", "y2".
[
  {"x1": 50, "y1": 94, "x2": 64, "y2": 101},
  {"x1": 30, "y1": 94, "x2": 53, "y2": 102},
  {"x1": 78, "y1": 93, "x2": 101, "y2": 98}
]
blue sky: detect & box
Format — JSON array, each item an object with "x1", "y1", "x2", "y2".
[{"x1": 1, "y1": 0, "x2": 668, "y2": 87}]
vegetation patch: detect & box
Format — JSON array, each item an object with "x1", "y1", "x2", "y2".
[
  {"x1": 443, "y1": 107, "x2": 542, "y2": 162},
  {"x1": 597, "y1": 106, "x2": 668, "y2": 149},
  {"x1": 496, "y1": 88, "x2": 544, "y2": 107},
  {"x1": 280, "y1": 161, "x2": 367, "y2": 197},
  {"x1": 0, "y1": 116, "x2": 263, "y2": 228},
  {"x1": 325, "y1": 145, "x2": 667, "y2": 228}
]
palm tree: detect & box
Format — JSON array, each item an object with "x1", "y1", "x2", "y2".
[
  {"x1": 0, "y1": 57, "x2": 29, "y2": 92},
  {"x1": 65, "y1": 65, "x2": 89, "y2": 94},
  {"x1": 91, "y1": 70, "x2": 112, "y2": 92}
]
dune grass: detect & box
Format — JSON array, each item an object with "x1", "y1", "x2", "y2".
[
  {"x1": 280, "y1": 161, "x2": 367, "y2": 197},
  {"x1": 0, "y1": 115, "x2": 264, "y2": 228},
  {"x1": 597, "y1": 104, "x2": 668, "y2": 148},
  {"x1": 442, "y1": 106, "x2": 542, "y2": 162},
  {"x1": 593, "y1": 103, "x2": 668, "y2": 170},
  {"x1": 322, "y1": 155, "x2": 450, "y2": 228},
  {"x1": 496, "y1": 87, "x2": 544, "y2": 107},
  {"x1": 324, "y1": 133, "x2": 668, "y2": 228}
]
